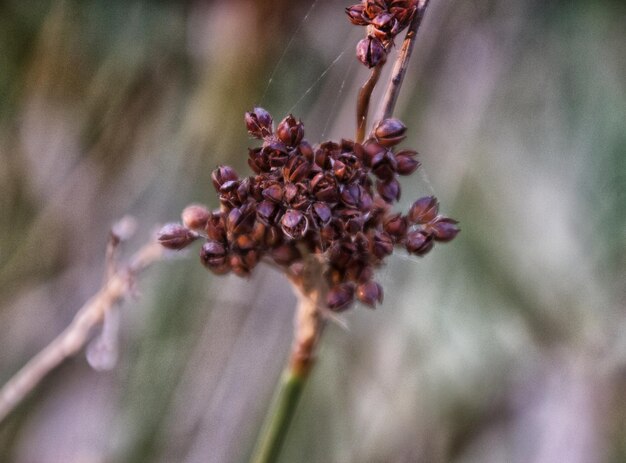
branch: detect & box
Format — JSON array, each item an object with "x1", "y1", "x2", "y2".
[
  {"x1": 0, "y1": 227, "x2": 163, "y2": 425},
  {"x1": 356, "y1": 63, "x2": 384, "y2": 143},
  {"x1": 377, "y1": 0, "x2": 431, "y2": 121}
]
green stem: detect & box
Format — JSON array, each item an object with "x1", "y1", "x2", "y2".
[
  {"x1": 251, "y1": 286, "x2": 323, "y2": 463},
  {"x1": 250, "y1": 367, "x2": 310, "y2": 463}
]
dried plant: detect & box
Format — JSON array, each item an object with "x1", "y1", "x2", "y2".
[
  {"x1": 0, "y1": 1, "x2": 458, "y2": 461},
  {"x1": 156, "y1": 1, "x2": 458, "y2": 461}
]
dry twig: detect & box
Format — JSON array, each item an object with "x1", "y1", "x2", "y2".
[
  {"x1": 377, "y1": 0, "x2": 430, "y2": 121},
  {"x1": 0, "y1": 225, "x2": 163, "y2": 425}
]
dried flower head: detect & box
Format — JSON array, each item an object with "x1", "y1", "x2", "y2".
[
  {"x1": 158, "y1": 108, "x2": 458, "y2": 312},
  {"x1": 346, "y1": 0, "x2": 420, "y2": 66}
]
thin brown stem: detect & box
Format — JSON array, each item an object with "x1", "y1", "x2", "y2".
[
  {"x1": 356, "y1": 63, "x2": 384, "y2": 143},
  {"x1": 377, "y1": 0, "x2": 431, "y2": 122},
  {"x1": 0, "y1": 235, "x2": 163, "y2": 425}
]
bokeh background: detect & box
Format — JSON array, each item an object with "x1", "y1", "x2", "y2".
[{"x1": 1, "y1": 0, "x2": 625, "y2": 462}]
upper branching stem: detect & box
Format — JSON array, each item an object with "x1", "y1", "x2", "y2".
[
  {"x1": 377, "y1": 0, "x2": 430, "y2": 121},
  {"x1": 356, "y1": 62, "x2": 384, "y2": 143}
]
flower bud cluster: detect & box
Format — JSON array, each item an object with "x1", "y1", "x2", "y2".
[
  {"x1": 346, "y1": 0, "x2": 419, "y2": 67},
  {"x1": 158, "y1": 108, "x2": 459, "y2": 312}
]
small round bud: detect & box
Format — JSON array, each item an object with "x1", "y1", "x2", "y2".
[
  {"x1": 371, "y1": 13, "x2": 395, "y2": 33},
  {"x1": 345, "y1": 4, "x2": 368, "y2": 25},
  {"x1": 281, "y1": 209, "x2": 309, "y2": 240},
  {"x1": 356, "y1": 36, "x2": 386, "y2": 68},
  {"x1": 373, "y1": 118, "x2": 407, "y2": 147},
  {"x1": 227, "y1": 204, "x2": 256, "y2": 235},
  {"x1": 181, "y1": 204, "x2": 210, "y2": 230},
  {"x1": 200, "y1": 240, "x2": 227, "y2": 268},
  {"x1": 327, "y1": 283, "x2": 355, "y2": 312},
  {"x1": 408, "y1": 196, "x2": 439, "y2": 224},
  {"x1": 395, "y1": 150, "x2": 420, "y2": 175},
  {"x1": 376, "y1": 178, "x2": 401, "y2": 203},
  {"x1": 245, "y1": 107, "x2": 273, "y2": 139},
  {"x1": 276, "y1": 115, "x2": 304, "y2": 147},
  {"x1": 371, "y1": 149, "x2": 398, "y2": 181},
  {"x1": 311, "y1": 202, "x2": 332, "y2": 226},
  {"x1": 158, "y1": 223, "x2": 197, "y2": 250},
  {"x1": 356, "y1": 281, "x2": 383, "y2": 307},
  {"x1": 206, "y1": 212, "x2": 226, "y2": 242},
  {"x1": 383, "y1": 213, "x2": 407, "y2": 240},
  {"x1": 405, "y1": 230, "x2": 434, "y2": 256},
  {"x1": 371, "y1": 231, "x2": 394, "y2": 259},
  {"x1": 431, "y1": 218, "x2": 460, "y2": 242},
  {"x1": 211, "y1": 166, "x2": 238, "y2": 191},
  {"x1": 262, "y1": 184, "x2": 284, "y2": 203}
]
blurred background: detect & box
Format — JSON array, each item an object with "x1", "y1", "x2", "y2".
[{"x1": 0, "y1": 0, "x2": 625, "y2": 462}]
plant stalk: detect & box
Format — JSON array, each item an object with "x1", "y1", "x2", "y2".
[
  {"x1": 377, "y1": 0, "x2": 431, "y2": 121},
  {"x1": 252, "y1": 4, "x2": 433, "y2": 460},
  {"x1": 250, "y1": 367, "x2": 308, "y2": 463},
  {"x1": 250, "y1": 289, "x2": 323, "y2": 463},
  {"x1": 356, "y1": 63, "x2": 383, "y2": 143}
]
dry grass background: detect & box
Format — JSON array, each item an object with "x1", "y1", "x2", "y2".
[{"x1": 0, "y1": 1, "x2": 625, "y2": 462}]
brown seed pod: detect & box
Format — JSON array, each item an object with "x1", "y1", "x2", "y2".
[
  {"x1": 158, "y1": 223, "x2": 197, "y2": 250},
  {"x1": 327, "y1": 283, "x2": 355, "y2": 311},
  {"x1": 181, "y1": 204, "x2": 210, "y2": 231},
  {"x1": 356, "y1": 36, "x2": 386, "y2": 68},
  {"x1": 281, "y1": 209, "x2": 309, "y2": 240},
  {"x1": 356, "y1": 280, "x2": 383, "y2": 307},
  {"x1": 245, "y1": 107, "x2": 273, "y2": 139},
  {"x1": 373, "y1": 118, "x2": 407, "y2": 147},
  {"x1": 408, "y1": 196, "x2": 439, "y2": 224}
]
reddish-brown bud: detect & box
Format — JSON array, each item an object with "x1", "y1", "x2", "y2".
[
  {"x1": 364, "y1": 0, "x2": 384, "y2": 18},
  {"x1": 311, "y1": 202, "x2": 332, "y2": 226},
  {"x1": 340, "y1": 183, "x2": 363, "y2": 209},
  {"x1": 373, "y1": 118, "x2": 407, "y2": 147},
  {"x1": 356, "y1": 36, "x2": 386, "y2": 68},
  {"x1": 371, "y1": 231, "x2": 394, "y2": 259},
  {"x1": 256, "y1": 200, "x2": 279, "y2": 225},
  {"x1": 395, "y1": 150, "x2": 420, "y2": 175},
  {"x1": 371, "y1": 13, "x2": 395, "y2": 32},
  {"x1": 245, "y1": 107, "x2": 273, "y2": 139},
  {"x1": 211, "y1": 166, "x2": 238, "y2": 191},
  {"x1": 405, "y1": 230, "x2": 434, "y2": 255},
  {"x1": 281, "y1": 209, "x2": 309, "y2": 239},
  {"x1": 157, "y1": 223, "x2": 197, "y2": 250},
  {"x1": 298, "y1": 140, "x2": 314, "y2": 162},
  {"x1": 276, "y1": 115, "x2": 304, "y2": 147},
  {"x1": 356, "y1": 281, "x2": 383, "y2": 307},
  {"x1": 283, "y1": 156, "x2": 310, "y2": 183},
  {"x1": 227, "y1": 203, "x2": 256, "y2": 235},
  {"x1": 200, "y1": 240, "x2": 227, "y2": 269},
  {"x1": 262, "y1": 184, "x2": 283, "y2": 203},
  {"x1": 376, "y1": 178, "x2": 401, "y2": 203},
  {"x1": 408, "y1": 196, "x2": 439, "y2": 224},
  {"x1": 327, "y1": 283, "x2": 355, "y2": 311},
  {"x1": 431, "y1": 218, "x2": 460, "y2": 242},
  {"x1": 181, "y1": 204, "x2": 210, "y2": 231},
  {"x1": 345, "y1": 213, "x2": 365, "y2": 234},
  {"x1": 345, "y1": 4, "x2": 368, "y2": 25},
  {"x1": 311, "y1": 172, "x2": 339, "y2": 202},
  {"x1": 371, "y1": 149, "x2": 398, "y2": 181},
  {"x1": 383, "y1": 213, "x2": 408, "y2": 239},
  {"x1": 206, "y1": 212, "x2": 227, "y2": 242}
]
